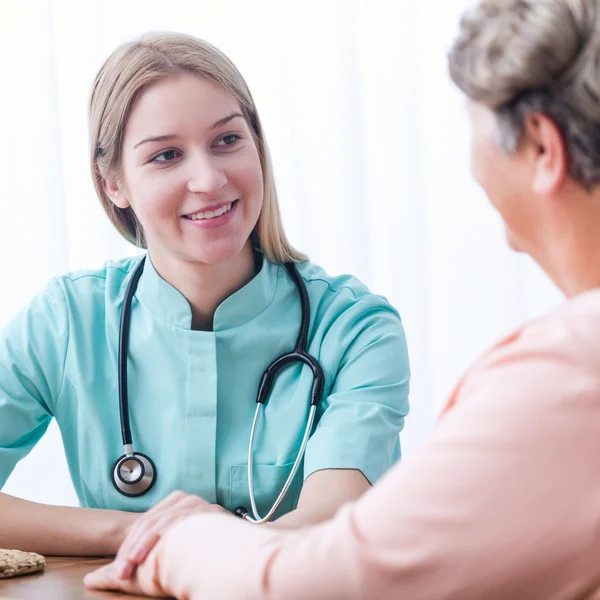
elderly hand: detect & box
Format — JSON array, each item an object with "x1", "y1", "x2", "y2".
[
  {"x1": 84, "y1": 491, "x2": 230, "y2": 594},
  {"x1": 83, "y1": 557, "x2": 165, "y2": 597}
]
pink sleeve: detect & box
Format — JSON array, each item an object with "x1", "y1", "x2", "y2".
[{"x1": 148, "y1": 314, "x2": 600, "y2": 599}]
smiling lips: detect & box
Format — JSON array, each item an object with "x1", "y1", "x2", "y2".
[{"x1": 184, "y1": 200, "x2": 236, "y2": 221}]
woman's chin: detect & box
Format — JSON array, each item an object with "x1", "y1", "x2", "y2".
[
  {"x1": 505, "y1": 227, "x2": 525, "y2": 253},
  {"x1": 185, "y1": 240, "x2": 251, "y2": 266}
]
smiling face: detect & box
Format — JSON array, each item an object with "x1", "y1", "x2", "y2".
[{"x1": 103, "y1": 73, "x2": 264, "y2": 267}]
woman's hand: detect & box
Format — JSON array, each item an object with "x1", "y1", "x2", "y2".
[
  {"x1": 83, "y1": 558, "x2": 165, "y2": 597},
  {"x1": 84, "y1": 491, "x2": 230, "y2": 593}
]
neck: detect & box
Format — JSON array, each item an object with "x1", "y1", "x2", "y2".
[
  {"x1": 530, "y1": 187, "x2": 600, "y2": 298},
  {"x1": 545, "y1": 233, "x2": 600, "y2": 298},
  {"x1": 149, "y1": 243, "x2": 258, "y2": 330}
]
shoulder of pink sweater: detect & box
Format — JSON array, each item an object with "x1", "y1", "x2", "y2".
[
  {"x1": 514, "y1": 288, "x2": 600, "y2": 352},
  {"x1": 443, "y1": 289, "x2": 600, "y2": 415},
  {"x1": 480, "y1": 289, "x2": 600, "y2": 369},
  {"x1": 538, "y1": 286, "x2": 600, "y2": 339}
]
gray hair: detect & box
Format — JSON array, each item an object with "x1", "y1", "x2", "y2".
[{"x1": 448, "y1": 0, "x2": 600, "y2": 189}]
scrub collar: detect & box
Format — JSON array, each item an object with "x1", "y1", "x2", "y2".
[{"x1": 136, "y1": 252, "x2": 280, "y2": 331}]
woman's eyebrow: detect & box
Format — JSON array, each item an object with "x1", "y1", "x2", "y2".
[
  {"x1": 133, "y1": 113, "x2": 245, "y2": 149},
  {"x1": 134, "y1": 134, "x2": 178, "y2": 150},
  {"x1": 210, "y1": 112, "x2": 244, "y2": 130}
]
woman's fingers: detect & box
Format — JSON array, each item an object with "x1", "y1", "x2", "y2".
[
  {"x1": 129, "y1": 530, "x2": 161, "y2": 563},
  {"x1": 125, "y1": 496, "x2": 210, "y2": 564},
  {"x1": 116, "y1": 559, "x2": 135, "y2": 580},
  {"x1": 116, "y1": 491, "x2": 192, "y2": 563},
  {"x1": 115, "y1": 492, "x2": 214, "y2": 579},
  {"x1": 84, "y1": 557, "x2": 166, "y2": 597},
  {"x1": 85, "y1": 561, "x2": 142, "y2": 594}
]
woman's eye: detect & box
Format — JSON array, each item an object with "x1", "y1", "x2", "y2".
[
  {"x1": 217, "y1": 134, "x2": 241, "y2": 147},
  {"x1": 150, "y1": 149, "x2": 181, "y2": 163}
]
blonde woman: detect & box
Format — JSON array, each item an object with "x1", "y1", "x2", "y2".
[
  {"x1": 0, "y1": 33, "x2": 410, "y2": 557},
  {"x1": 87, "y1": 1, "x2": 600, "y2": 598}
]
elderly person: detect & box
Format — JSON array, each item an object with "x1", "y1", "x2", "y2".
[{"x1": 85, "y1": 0, "x2": 600, "y2": 598}]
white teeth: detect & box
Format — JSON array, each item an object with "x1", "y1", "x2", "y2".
[{"x1": 187, "y1": 202, "x2": 233, "y2": 221}]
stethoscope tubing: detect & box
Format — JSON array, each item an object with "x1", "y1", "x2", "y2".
[{"x1": 112, "y1": 255, "x2": 325, "y2": 523}]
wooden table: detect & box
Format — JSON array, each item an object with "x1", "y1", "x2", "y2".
[{"x1": 0, "y1": 556, "x2": 156, "y2": 599}]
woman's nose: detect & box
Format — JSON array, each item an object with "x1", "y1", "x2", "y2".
[{"x1": 186, "y1": 153, "x2": 227, "y2": 195}]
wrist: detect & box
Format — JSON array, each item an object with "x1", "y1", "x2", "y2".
[{"x1": 101, "y1": 510, "x2": 139, "y2": 556}]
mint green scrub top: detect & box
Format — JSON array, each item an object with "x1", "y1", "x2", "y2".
[{"x1": 0, "y1": 256, "x2": 410, "y2": 517}]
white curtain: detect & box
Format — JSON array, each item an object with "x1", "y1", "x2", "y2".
[{"x1": 0, "y1": 0, "x2": 562, "y2": 506}]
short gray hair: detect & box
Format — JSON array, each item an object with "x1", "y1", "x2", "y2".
[{"x1": 448, "y1": 0, "x2": 600, "y2": 189}]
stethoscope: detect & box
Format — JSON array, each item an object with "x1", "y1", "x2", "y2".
[{"x1": 112, "y1": 255, "x2": 325, "y2": 524}]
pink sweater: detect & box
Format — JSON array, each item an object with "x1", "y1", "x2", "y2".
[{"x1": 142, "y1": 289, "x2": 600, "y2": 599}]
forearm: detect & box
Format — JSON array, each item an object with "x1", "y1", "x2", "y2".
[
  {"x1": 144, "y1": 507, "x2": 366, "y2": 600},
  {"x1": 270, "y1": 469, "x2": 371, "y2": 530},
  {"x1": 270, "y1": 500, "x2": 342, "y2": 529},
  {"x1": 0, "y1": 492, "x2": 138, "y2": 556}
]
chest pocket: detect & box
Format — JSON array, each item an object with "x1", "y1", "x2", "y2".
[{"x1": 228, "y1": 462, "x2": 302, "y2": 520}]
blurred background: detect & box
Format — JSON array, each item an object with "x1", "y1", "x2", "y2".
[{"x1": 0, "y1": 0, "x2": 562, "y2": 506}]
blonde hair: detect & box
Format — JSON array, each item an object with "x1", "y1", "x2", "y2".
[
  {"x1": 90, "y1": 31, "x2": 306, "y2": 262},
  {"x1": 448, "y1": 0, "x2": 600, "y2": 188}
]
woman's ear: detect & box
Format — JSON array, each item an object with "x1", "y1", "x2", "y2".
[
  {"x1": 103, "y1": 176, "x2": 130, "y2": 209},
  {"x1": 523, "y1": 112, "x2": 568, "y2": 197}
]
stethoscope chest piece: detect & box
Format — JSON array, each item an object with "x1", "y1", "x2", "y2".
[{"x1": 112, "y1": 451, "x2": 156, "y2": 497}]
